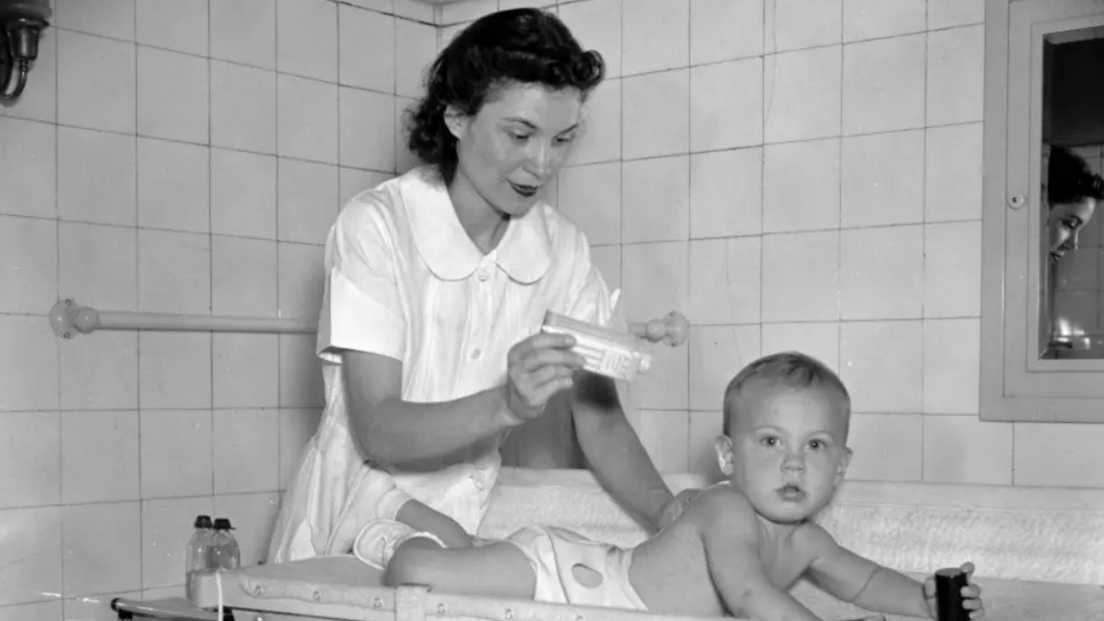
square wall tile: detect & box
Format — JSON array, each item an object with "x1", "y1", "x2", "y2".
[
  {"x1": 558, "y1": 162, "x2": 621, "y2": 246},
  {"x1": 340, "y1": 168, "x2": 392, "y2": 207},
  {"x1": 1014, "y1": 423, "x2": 1104, "y2": 488},
  {"x1": 137, "y1": 138, "x2": 210, "y2": 233},
  {"x1": 395, "y1": 19, "x2": 437, "y2": 98},
  {"x1": 280, "y1": 335, "x2": 325, "y2": 407},
  {"x1": 842, "y1": 0, "x2": 925, "y2": 42},
  {"x1": 558, "y1": 0, "x2": 621, "y2": 78},
  {"x1": 278, "y1": 74, "x2": 339, "y2": 164},
  {"x1": 689, "y1": 326, "x2": 761, "y2": 411},
  {"x1": 212, "y1": 236, "x2": 278, "y2": 317},
  {"x1": 0, "y1": 315, "x2": 58, "y2": 411},
  {"x1": 59, "y1": 331, "x2": 138, "y2": 410},
  {"x1": 845, "y1": 414, "x2": 922, "y2": 481},
  {"x1": 211, "y1": 150, "x2": 278, "y2": 239},
  {"x1": 395, "y1": 97, "x2": 421, "y2": 175},
  {"x1": 57, "y1": 31, "x2": 136, "y2": 134},
  {"x1": 764, "y1": 139, "x2": 840, "y2": 233},
  {"x1": 764, "y1": 0, "x2": 841, "y2": 54},
  {"x1": 136, "y1": 0, "x2": 208, "y2": 56},
  {"x1": 926, "y1": 123, "x2": 984, "y2": 222},
  {"x1": 923, "y1": 319, "x2": 980, "y2": 415},
  {"x1": 840, "y1": 225, "x2": 924, "y2": 320},
  {"x1": 214, "y1": 334, "x2": 280, "y2": 409},
  {"x1": 0, "y1": 216, "x2": 56, "y2": 314},
  {"x1": 140, "y1": 409, "x2": 213, "y2": 497},
  {"x1": 214, "y1": 409, "x2": 280, "y2": 494},
  {"x1": 59, "y1": 222, "x2": 137, "y2": 311},
  {"x1": 923, "y1": 416, "x2": 1011, "y2": 485},
  {"x1": 622, "y1": 0, "x2": 688, "y2": 76},
  {"x1": 927, "y1": 26, "x2": 985, "y2": 127},
  {"x1": 62, "y1": 502, "x2": 141, "y2": 597},
  {"x1": 56, "y1": 0, "x2": 135, "y2": 40},
  {"x1": 0, "y1": 117, "x2": 56, "y2": 219},
  {"x1": 761, "y1": 231, "x2": 840, "y2": 323},
  {"x1": 339, "y1": 5, "x2": 394, "y2": 93},
  {"x1": 212, "y1": 493, "x2": 281, "y2": 567},
  {"x1": 278, "y1": 242, "x2": 326, "y2": 319},
  {"x1": 58, "y1": 126, "x2": 135, "y2": 226},
  {"x1": 569, "y1": 79, "x2": 621, "y2": 166},
  {"x1": 842, "y1": 34, "x2": 925, "y2": 136},
  {"x1": 340, "y1": 87, "x2": 396, "y2": 171},
  {"x1": 138, "y1": 230, "x2": 211, "y2": 314},
  {"x1": 841, "y1": 130, "x2": 924, "y2": 227},
  {"x1": 61, "y1": 411, "x2": 140, "y2": 504},
  {"x1": 138, "y1": 333, "x2": 212, "y2": 410},
  {"x1": 278, "y1": 159, "x2": 339, "y2": 245},
  {"x1": 0, "y1": 507, "x2": 61, "y2": 606},
  {"x1": 439, "y1": 0, "x2": 496, "y2": 25},
  {"x1": 621, "y1": 156, "x2": 689, "y2": 243},
  {"x1": 0, "y1": 412, "x2": 60, "y2": 508},
  {"x1": 394, "y1": 0, "x2": 433, "y2": 22},
  {"x1": 280, "y1": 408, "x2": 322, "y2": 486},
  {"x1": 277, "y1": 0, "x2": 338, "y2": 82},
  {"x1": 621, "y1": 242, "x2": 689, "y2": 327},
  {"x1": 924, "y1": 221, "x2": 982, "y2": 318},
  {"x1": 690, "y1": 58, "x2": 763, "y2": 153},
  {"x1": 633, "y1": 411, "x2": 689, "y2": 475},
  {"x1": 140, "y1": 497, "x2": 213, "y2": 589},
  {"x1": 137, "y1": 47, "x2": 209, "y2": 145},
  {"x1": 763, "y1": 47, "x2": 841, "y2": 144},
  {"x1": 688, "y1": 237, "x2": 761, "y2": 325},
  {"x1": 690, "y1": 0, "x2": 763, "y2": 65},
  {"x1": 840, "y1": 320, "x2": 922, "y2": 413},
  {"x1": 590, "y1": 245, "x2": 621, "y2": 291},
  {"x1": 211, "y1": 0, "x2": 277, "y2": 69},
  {"x1": 929, "y1": 0, "x2": 985, "y2": 30},
  {"x1": 688, "y1": 410, "x2": 724, "y2": 481},
  {"x1": 690, "y1": 147, "x2": 762, "y2": 239},
  {"x1": 211, "y1": 61, "x2": 277, "y2": 155},
  {"x1": 630, "y1": 346, "x2": 688, "y2": 412},
  {"x1": 622, "y1": 70, "x2": 689, "y2": 161},
  {"x1": 0, "y1": 27, "x2": 56, "y2": 123},
  {"x1": 761, "y1": 322, "x2": 841, "y2": 373}
]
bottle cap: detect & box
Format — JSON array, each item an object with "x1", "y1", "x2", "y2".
[
  {"x1": 194, "y1": 514, "x2": 213, "y2": 528},
  {"x1": 213, "y1": 518, "x2": 234, "y2": 530}
]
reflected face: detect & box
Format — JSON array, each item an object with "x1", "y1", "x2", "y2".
[
  {"x1": 1048, "y1": 198, "x2": 1097, "y2": 263},
  {"x1": 447, "y1": 82, "x2": 582, "y2": 218},
  {"x1": 716, "y1": 381, "x2": 851, "y2": 525}
]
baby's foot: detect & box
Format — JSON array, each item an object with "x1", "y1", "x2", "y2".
[{"x1": 353, "y1": 519, "x2": 443, "y2": 570}]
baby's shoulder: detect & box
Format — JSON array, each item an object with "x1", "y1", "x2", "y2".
[{"x1": 683, "y1": 484, "x2": 761, "y2": 535}]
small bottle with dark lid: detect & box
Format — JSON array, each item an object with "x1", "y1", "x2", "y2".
[
  {"x1": 207, "y1": 518, "x2": 241, "y2": 570},
  {"x1": 185, "y1": 515, "x2": 214, "y2": 599}
]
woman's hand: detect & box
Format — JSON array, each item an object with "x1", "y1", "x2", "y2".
[{"x1": 503, "y1": 332, "x2": 585, "y2": 424}]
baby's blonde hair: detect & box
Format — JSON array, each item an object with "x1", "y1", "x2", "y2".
[{"x1": 722, "y1": 352, "x2": 850, "y2": 437}]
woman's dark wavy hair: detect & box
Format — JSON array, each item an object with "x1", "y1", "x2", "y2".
[
  {"x1": 1048, "y1": 146, "x2": 1104, "y2": 206},
  {"x1": 405, "y1": 8, "x2": 605, "y2": 185}
]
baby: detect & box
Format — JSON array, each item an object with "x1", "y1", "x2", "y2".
[{"x1": 355, "y1": 352, "x2": 986, "y2": 621}]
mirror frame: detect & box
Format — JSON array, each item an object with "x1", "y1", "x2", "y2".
[{"x1": 980, "y1": 0, "x2": 1104, "y2": 422}]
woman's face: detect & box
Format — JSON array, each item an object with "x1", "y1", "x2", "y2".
[
  {"x1": 1048, "y1": 197, "x2": 1097, "y2": 263},
  {"x1": 447, "y1": 82, "x2": 583, "y2": 217}
]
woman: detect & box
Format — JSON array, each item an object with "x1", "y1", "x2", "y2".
[
  {"x1": 267, "y1": 8, "x2": 687, "y2": 565},
  {"x1": 1046, "y1": 146, "x2": 1100, "y2": 264}
]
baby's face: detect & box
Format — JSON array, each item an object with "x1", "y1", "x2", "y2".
[{"x1": 718, "y1": 381, "x2": 851, "y2": 524}]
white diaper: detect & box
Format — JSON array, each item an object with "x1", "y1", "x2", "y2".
[{"x1": 504, "y1": 525, "x2": 647, "y2": 611}]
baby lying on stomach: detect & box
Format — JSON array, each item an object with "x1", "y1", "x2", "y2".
[{"x1": 355, "y1": 352, "x2": 987, "y2": 621}]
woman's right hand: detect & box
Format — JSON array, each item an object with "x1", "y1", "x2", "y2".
[{"x1": 503, "y1": 332, "x2": 586, "y2": 424}]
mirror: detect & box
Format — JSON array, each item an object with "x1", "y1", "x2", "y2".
[{"x1": 1038, "y1": 28, "x2": 1104, "y2": 360}]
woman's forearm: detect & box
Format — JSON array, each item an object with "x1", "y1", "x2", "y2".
[{"x1": 352, "y1": 385, "x2": 514, "y2": 468}]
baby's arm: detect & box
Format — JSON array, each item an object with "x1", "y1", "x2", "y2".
[
  {"x1": 698, "y1": 491, "x2": 823, "y2": 621},
  {"x1": 796, "y1": 524, "x2": 929, "y2": 619}
]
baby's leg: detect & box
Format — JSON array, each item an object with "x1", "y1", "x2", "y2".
[
  {"x1": 395, "y1": 499, "x2": 472, "y2": 549},
  {"x1": 384, "y1": 539, "x2": 536, "y2": 601}
]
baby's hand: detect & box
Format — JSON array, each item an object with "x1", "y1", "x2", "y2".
[{"x1": 923, "y1": 562, "x2": 986, "y2": 619}]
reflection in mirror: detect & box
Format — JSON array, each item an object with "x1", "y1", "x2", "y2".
[{"x1": 1040, "y1": 28, "x2": 1104, "y2": 360}]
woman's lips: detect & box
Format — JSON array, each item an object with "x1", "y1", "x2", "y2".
[{"x1": 509, "y1": 181, "x2": 539, "y2": 197}]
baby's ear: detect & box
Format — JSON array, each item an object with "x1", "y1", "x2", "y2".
[
  {"x1": 833, "y1": 447, "x2": 853, "y2": 486},
  {"x1": 714, "y1": 435, "x2": 735, "y2": 476}
]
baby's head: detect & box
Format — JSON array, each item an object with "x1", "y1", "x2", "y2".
[{"x1": 716, "y1": 352, "x2": 852, "y2": 525}]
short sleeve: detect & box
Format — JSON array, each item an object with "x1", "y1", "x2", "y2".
[
  {"x1": 317, "y1": 198, "x2": 406, "y2": 363},
  {"x1": 563, "y1": 232, "x2": 622, "y2": 331}
]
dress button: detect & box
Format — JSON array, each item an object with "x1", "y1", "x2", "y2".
[
  {"x1": 477, "y1": 269, "x2": 489, "y2": 282},
  {"x1": 470, "y1": 348, "x2": 482, "y2": 360}
]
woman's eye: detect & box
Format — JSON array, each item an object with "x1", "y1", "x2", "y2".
[
  {"x1": 555, "y1": 135, "x2": 575, "y2": 145},
  {"x1": 509, "y1": 132, "x2": 530, "y2": 141}
]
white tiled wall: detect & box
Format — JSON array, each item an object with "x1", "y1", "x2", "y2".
[
  {"x1": 0, "y1": 0, "x2": 435, "y2": 618},
  {"x1": 434, "y1": 0, "x2": 1104, "y2": 490}
]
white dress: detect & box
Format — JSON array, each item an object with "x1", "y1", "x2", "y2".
[{"x1": 267, "y1": 166, "x2": 617, "y2": 563}]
